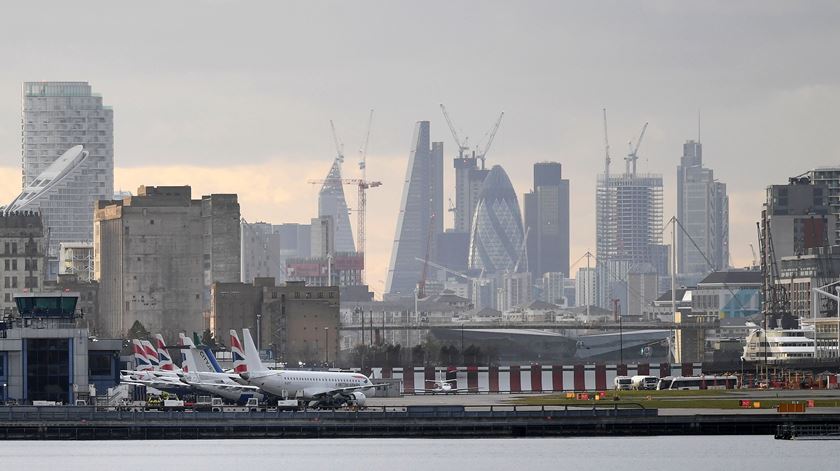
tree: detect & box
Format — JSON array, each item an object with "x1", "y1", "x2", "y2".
[
  {"x1": 201, "y1": 329, "x2": 218, "y2": 349},
  {"x1": 127, "y1": 320, "x2": 151, "y2": 342}
]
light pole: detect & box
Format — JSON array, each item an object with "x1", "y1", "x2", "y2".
[
  {"x1": 324, "y1": 327, "x2": 329, "y2": 366},
  {"x1": 256, "y1": 313, "x2": 262, "y2": 350}
]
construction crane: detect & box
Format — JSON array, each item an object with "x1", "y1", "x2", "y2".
[
  {"x1": 625, "y1": 122, "x2": 648, "y2": 175},
  {"x1": 307, "y1": 177, "x2": 382, "y2": 266},
  {"x1": 309, "y1": 113, "x2": 381, "y2": 283},
  {"x1": 330, "y1": 120, "x2": 345, "y2": 164},
  {"x1": 440, "y1": 104, "x2": 470, "y2": 159},
  {"x1": 417, "y1": 213, "x2": 435, "y2": 299},
  {"x1": 473, "y1": 112, "x2": 504, "y2": 169},
  {"x1": 356, "y1": 110, "x2": 375, "y2": 268},
  {"x1": 602, "y1": 108, "x2": 611, "y2": 177},
  {"x1": 750, "y1": 243, "x2": 758, "y2": 268}
]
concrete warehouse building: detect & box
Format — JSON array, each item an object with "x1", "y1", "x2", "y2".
[{"x1": 94, "y1": 186, "x2": 240, "y2": 339}]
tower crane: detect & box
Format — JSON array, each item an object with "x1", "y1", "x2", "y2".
[
  {"x1": 473, "y1": 112, "x2": 504, "y2": 170},
  {"x1": 329, "y1": 120, "x2": 345, "y2": 164},
  {"x1": 625, "y1": 122, "x2": 648, "y2": 176},
  {"x1": 310, "y1": 113, "x2": 381, "y2": 283},
  {"x1": 603, "y1": 108, "x2": 611, "y2": 177},
  {"x1": 440, "y1": 104, "x2": 470, "y2": 159},
  {"x1": 417, "y1": 212, "x2": 435, "y2": 299}
]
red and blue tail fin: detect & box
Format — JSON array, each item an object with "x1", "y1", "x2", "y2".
[
  {"x1": 141, "y1": 340, "x2": 160, "y2": 370},
  {"x1": 132, "y1": 339, "x2": 152, "y2": 371},
  {"x1": 230, "y1": 330, "x2": 247, "y2": 373},
  {"x1": 154, "y1": 334, "x2": 175, "y2": 371}
]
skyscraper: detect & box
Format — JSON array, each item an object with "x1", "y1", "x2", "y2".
[
  {"x1": 524, "y1": 162, "x2": 570, "y2": 278},
  {"x1": 596, "y1": 164, "x2": 664, "y2": 312},
  {"x1": 318, "y1": 159, "x2": 355, "y2": 253},
  {"x1": 21, "y1": 81, "x2": 114, "y2": 261},
  {"x1": 385, "y1": 121, "x2": 444, "y2": 296},
  {"x1": 453, "y1": 157, "x2": 489, "y2": 233},
  {"x1": 469, "y1": 165, "x2": 525, "y2": 274},
  {"x1": 677, "y1": 140, "x2": 729, "y2": 283}
]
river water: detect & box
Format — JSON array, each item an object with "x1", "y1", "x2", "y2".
[{"x1": 1, "y1": 436, "x2": 832, "y2": 470}]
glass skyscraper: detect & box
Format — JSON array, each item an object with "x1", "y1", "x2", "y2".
[
  {"x1": 21, "y1": 81, "x2": 114, "y2": 263},
  {"x1": 676, "y1": 140, "x2": 729, "y2": 283},
  {"x1": 385, "y1": 121, "x2": 444, "y2": 296},
  {"x1": 468, "y1": 165, "x2": 525, "y2": 274},
  {"x1": 318, "y1": 158, "x2": 355, "y2": 253}
]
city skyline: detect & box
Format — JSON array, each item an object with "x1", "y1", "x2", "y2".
[{"x1": 0, "y1": 2, "x2": 838, "y2": 297}]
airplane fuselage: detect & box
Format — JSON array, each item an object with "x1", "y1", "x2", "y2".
[{"x1": 245, "y1": 370, "x2": 373, "y2": 399}]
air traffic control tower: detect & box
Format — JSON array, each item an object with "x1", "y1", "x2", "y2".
[{"x1": 0, "y1": 292, "x2": 121, "y2": 404}]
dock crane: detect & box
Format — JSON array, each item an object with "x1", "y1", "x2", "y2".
[{"x1": 626, "y1": 122, "x2": 648, "y2": 175}]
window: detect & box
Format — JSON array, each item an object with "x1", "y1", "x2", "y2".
[
  {"x1": 3, "y1": 243, "x2": 8, "y2": 254},
  {"x1": 10, "y1": 243, "x2": 16, "y2": 255},
  {"x1": 3, "y1": 277, "x2": 8, "y2": 289},
  {"x1": 11, "y1": 260, "x2": 16, "y2": 271},
  {"x1": 3, "y1": 260, "x2": 7, "y2": 271},
  {"x1": 3, "y1": 293, "x2": 9, "y2": 303}
]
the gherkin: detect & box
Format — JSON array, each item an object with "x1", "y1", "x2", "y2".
[{"x1": 468, "y1": 165, "x2": 525, "y2": 274}]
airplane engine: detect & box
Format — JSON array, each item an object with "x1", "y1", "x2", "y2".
[{"x1": 350, "y1": 391, "x2": 366, "y2": 407}]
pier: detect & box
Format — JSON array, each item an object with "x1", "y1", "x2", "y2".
[{"x1": 2, "y1": 405, "x2": 840, "y2": 440}]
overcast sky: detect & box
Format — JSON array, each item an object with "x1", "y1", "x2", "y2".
[{"x1": 1, "y1": 1, "x2": 838, "y2": 296}]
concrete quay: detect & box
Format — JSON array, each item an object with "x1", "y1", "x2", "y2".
[{"x1": 1, "y1": 403, "x2": 839, "y2": 440}]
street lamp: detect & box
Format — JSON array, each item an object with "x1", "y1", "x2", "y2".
[
  {"x1": 256, "y1": 313, "x2": 262, "y2": 350},
  {"x1": 324, "y1": 327, "x2": 329, "y2": 366}
]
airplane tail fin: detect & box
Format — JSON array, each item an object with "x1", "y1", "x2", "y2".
[
  {"x1": 154, "y1": 334, "x2": 175, "y2": 371},
  {"x1": 230, "y1": 330, "x2": 248, "y2": 373},
  {"x1": 241, "y1": 329, "x2": 264, "y2": 373},
  {"x1": 140, "y1": 340, "x2": 160, "y2": 370},
  {"x1": 132, "y1": 339, "x2": 152, "y2": 371},
  {"x1": 193, "y1": 332, "x2": 202, "y2": 347},
  {"x1": 201, "y1": 346, "x2": 225, "y2": 373}
]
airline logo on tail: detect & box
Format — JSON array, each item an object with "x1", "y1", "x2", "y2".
[
  {"x1": 141, "y1": 340, "x2": 160, "y2": 369},
  {"x1": 155, "y1": 334, "x2": 175, "y2": 371},
  {"x1": 230, "y1": 329, "x2": 247, "y2": 373},
  {"x1": 132, "y1": 339, "x2": 153, "y2": 371}
]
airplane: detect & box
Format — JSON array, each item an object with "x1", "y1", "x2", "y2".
[
  {"x1": 120, "y1": 339, "x2": 191, "y2": 392},
  {"x1": 420, "y1": 377, "x2": 467, "y2": 394},
  {"x1": 154, "y1": 334, "x2": 176, "y2": 371},
  {"x1": 234, "y1": 328, "x2": 387, "y2": 408},
  {"x1": 174, "y1": 333, "x2": 263, "y2": 404}
]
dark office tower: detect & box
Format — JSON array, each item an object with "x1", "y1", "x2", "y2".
[
  {"x1": 676, "y1": 140, "x2": 729, "y2": 284},
  {"x1": 469, "y1": 165, "x2": 525, "y2": 274},
  {"x1": 524, "y1": 162, "x2": 570, "y2": 277},
  {"x1": 385, "y1": 121, "x2": 444, "y2": 296}
]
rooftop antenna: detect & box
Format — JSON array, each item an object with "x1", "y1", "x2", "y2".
[{"x1": 697, "y1": 109, "x2": 701, "y2": 143}]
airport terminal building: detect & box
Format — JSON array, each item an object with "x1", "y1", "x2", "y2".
[{"x1": 0, "y1": 293, "x2": 120, "y2": 404}]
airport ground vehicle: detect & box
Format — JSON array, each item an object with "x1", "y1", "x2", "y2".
[
  {"x1": 614, "y1": 376, "x2": 633, "y2": 390},
  {"x1": 631, "y1": 375, "x2": 659, "y2": 390},
  {"x1": 656, "y1": 375, "x2": 738, "y2": 390}
]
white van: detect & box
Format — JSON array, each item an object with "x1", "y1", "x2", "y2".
[
  {"x1": 631, "y1": 375, "x2": 659, "y2": 390},
  {"x1": 614, "y1": 376, "x2": 633, "y2": 390}
]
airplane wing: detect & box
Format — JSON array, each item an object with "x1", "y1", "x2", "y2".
[
  {"x1": 183, "y1": 381, "x2": 261, "y2": 392},
  {"x1": 309, "y1": 383, "x2": 390, "y2": 398}
]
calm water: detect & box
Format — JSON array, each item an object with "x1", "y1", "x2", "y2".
[{"x1": 0, "y1": 436, "x2": 833, "y2": 470}]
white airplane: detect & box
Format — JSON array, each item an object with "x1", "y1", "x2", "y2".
[
  {"x1": 175, "y1": 334, "x2": 263, "y2": 404},
  {"x1": 120, "y1": 339, "x2": 191, "y2": 392},
  {"x1": 420, "y1": 374, "x2": 467, "y2": 394},
  {"x1": 233, "y1": 328, "x2": 387, "y2": 408}
]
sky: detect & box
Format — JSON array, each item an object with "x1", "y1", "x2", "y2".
[{"x1": 0, "y1": 1, "x2": 838, "y2": 297}]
